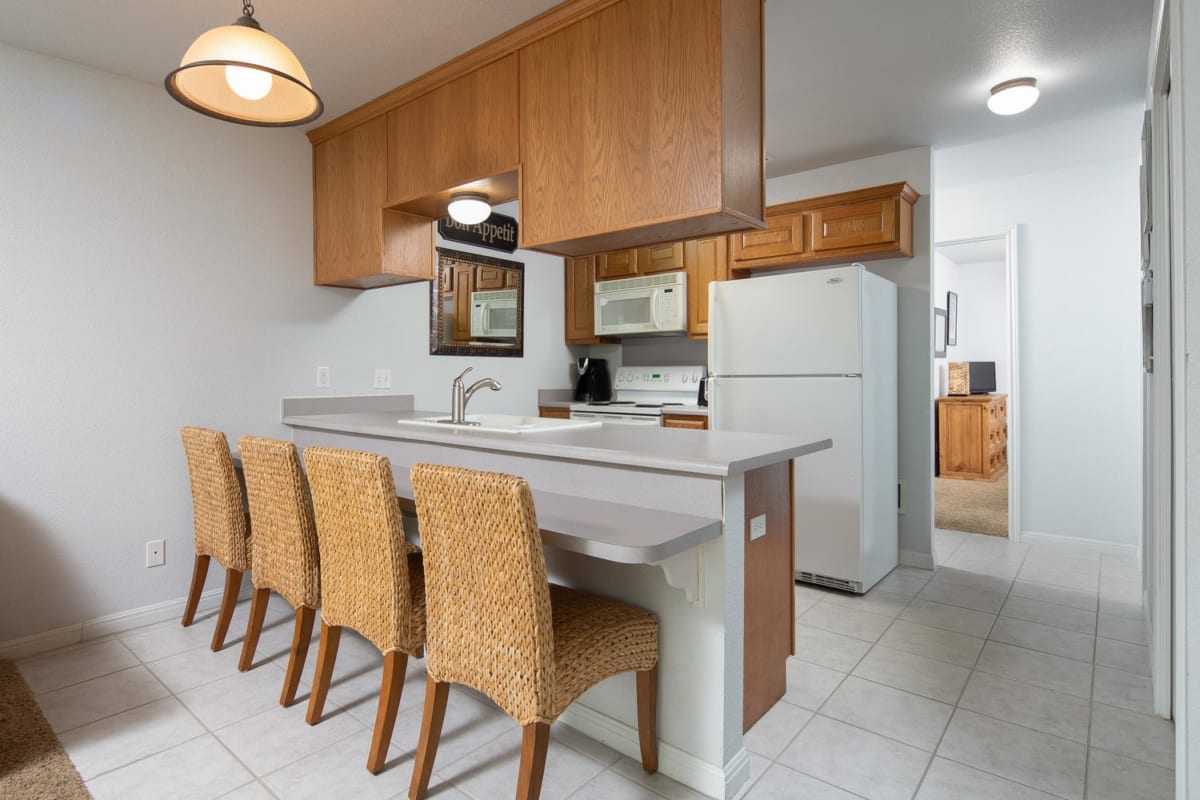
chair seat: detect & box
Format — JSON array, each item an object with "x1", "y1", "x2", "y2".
[{"x1": 548, "y1": 584, "x2": 658, "y2": 719}]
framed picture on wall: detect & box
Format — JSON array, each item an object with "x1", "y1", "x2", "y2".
[
  {"x1": 934, "y1": 308, "x2": 947, "y2": 358},
  {"x1": 946, "y1": 291, "x2": 959, "y2": 346}
]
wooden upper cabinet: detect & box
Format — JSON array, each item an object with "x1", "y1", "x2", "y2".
[
  {"x1": 564, "y1": 255, "x2": 611, "y2": 344},
  {"x1": 313, "y1": 117, "x2": 435, "y2": 288},
  {"x1": 731, "y1": 182, "x2": 919, "y2": 273},
  {"x1": 731, "y1": 212, "x2": 806, "y2": 263},
  {"x1": 386, "y1": 55, "x2": 520, "y2": 206},
  {"x1": 685, "y1": 235, "x2": 728, "y2": 338},
  {"x1": 638, "y1": 241, "x2": 686, "y2": 274},
  {"x1": 597, "y1": 249, "x2": 638, "y2": 280},
  {"x1": 475, "y1": 266, "x2": 507, "y2": 290},
  {"x1": 519, "y1": 0, "x2": 764, "y2": 255}
]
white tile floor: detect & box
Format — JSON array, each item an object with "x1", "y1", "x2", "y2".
[{"x1": 17, "y1": 531, "x2": 1174, "y2": 799}]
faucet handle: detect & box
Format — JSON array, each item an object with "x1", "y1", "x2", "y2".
[{"x1": 454, "y1": 366, "x2": 473, "y2": 384}]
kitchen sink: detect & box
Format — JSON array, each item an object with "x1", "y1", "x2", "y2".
[{"x1": 396, "y1": 414, "x2": 601, "y2": 434}]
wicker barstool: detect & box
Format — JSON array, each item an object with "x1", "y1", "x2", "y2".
[
  {"x1": 303, "y1": 446, "x2": 426, "y2": 775},
  {"x1": 408, "y1": 463, "x2": 659, "y2": 800},
  {"x1": 180, "y1": 427, "x2": 252, "y2": 652},
  {"x1": 235, "y1": 436, "x2": 322, "y2": 706}
]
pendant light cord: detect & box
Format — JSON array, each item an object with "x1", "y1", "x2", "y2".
[{"x1": 242, "y1": 0, "x2": 255, "y2": 19}]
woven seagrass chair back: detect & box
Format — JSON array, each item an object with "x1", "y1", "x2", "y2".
[
  {"x1": 410, "y1": 463, "x2": 554, "y2": 723},
  {"x1": 237, "y1": 436, "x2": 321, "y2": 610},
  {"x1": 180, "y1": 426, "x2": 250, "y2": 572},
  {"x1": 304, "y1": 446, "x2": 419, "y2": 653}
]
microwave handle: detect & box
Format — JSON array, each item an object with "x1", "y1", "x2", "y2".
[{"x1": 649, "y1": 289, "x2": 661, "y2": 329}]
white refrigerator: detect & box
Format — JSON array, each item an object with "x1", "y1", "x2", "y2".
[{"x1": 708, "y1": 264, "x2": 898, "y2": 593}]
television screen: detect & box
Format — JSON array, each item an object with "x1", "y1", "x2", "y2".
[{"x1": 969, "y1": 362, "x2": 997, "y2": 394}]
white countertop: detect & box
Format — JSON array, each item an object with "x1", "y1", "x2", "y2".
[{"x1": 283, "y1": 410, "x2": 828, "y2": 477}]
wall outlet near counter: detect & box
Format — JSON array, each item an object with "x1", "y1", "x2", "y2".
[
  {"x1": 316, "y1": 365, "x2": 331, "y2": 388},
  {"x1": 749, "y1": 514, "x2": 767, "y2": 541},
  {"x1": 373, "y1": 368, "x2": 392, "y2": 389},
  {"x1": 145, "y1": 539, "x2": 165, "y2": 568}
]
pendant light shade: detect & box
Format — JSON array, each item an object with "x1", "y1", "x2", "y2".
[
  {"x1": 165, "y1": 2, "x2": 322, "y2": 127},
  {"x1": 448, "y1": 192, "x2": 492, "y2": 225}
]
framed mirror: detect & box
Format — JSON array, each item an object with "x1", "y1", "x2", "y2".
[{"x1": 429, "y1": 247, "x2": 524, "y2": 357}]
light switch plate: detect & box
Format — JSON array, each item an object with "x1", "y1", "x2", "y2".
[
  {"x1": 373, "y1": 368, "x2": 392, "y2": 389},
  {"x1": 749, "y1": 514, "x2": 767, "y2": 541}
]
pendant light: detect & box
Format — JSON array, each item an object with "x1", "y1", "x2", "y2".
[
  {"x1": 448, "y1": 192, "x2": 492, "y2": 225},
  {"x1": 165, "y1": 1, "x2": 323, "y2": 127},
  {"x1": 987, "y1": 77, "x2": 1039, "y2": 116}
]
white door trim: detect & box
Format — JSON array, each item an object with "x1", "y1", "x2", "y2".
[{"x1": 933, "y1": 231, "x2": 1021, "y2": 542}]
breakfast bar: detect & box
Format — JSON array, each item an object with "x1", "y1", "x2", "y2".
[{"x1": 280, "y1": 395, "x2": 830, "y2": 799}]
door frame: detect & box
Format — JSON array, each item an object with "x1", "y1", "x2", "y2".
[{"x1": 933, "y1": 229, "x2": 1021, "y2": 541}]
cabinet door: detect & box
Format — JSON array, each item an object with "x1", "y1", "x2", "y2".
[
  {"x1": 387, "y1": 55, "x2": 519, "y2": 204},
  {"x1": 313, "y1": 118, "x2": 386, "y2": 285},
  {"x1": 453, "y1": 265, "x2": 474, "y2": 341},
  {"x1": 662, "y1": 414, "x2": 708, "y2": 430},
  {"x1": 597, "y1": 248, "x2": 638, "y2": 280},
  {"x1": 538, "y1": 406, "x2": 572, "y2": 419},
  {"x1": 685, "y1": 235, "x2": 728, "y2": 338},
  {"x1": 938, "y1": 402, "x2": 986, "y2": 478},
  {"x1": 731, "y1": 212, "x2": 805, "y2": 263},
  {"x1": 565, "y1": 256, "x2": 601, "y2": 344},
  {"x1": 475, "y1": 266, "x2": 506, "y2": 290},
  {"x1": 638, "y1": 241, "x2": 685, "y2": 274},
  {"x1": 809, "y1": 198, "x2": 896, "y2": 252},
  {"x1": 504, "y1": 270, "x2": 521, "y2": 288}
]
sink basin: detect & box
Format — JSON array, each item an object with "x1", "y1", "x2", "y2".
[{"x1": 396, "y1": 413, "x2": 601, "y2": 434}]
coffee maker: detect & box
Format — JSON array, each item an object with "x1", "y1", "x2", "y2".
[{"x1": 573, "y1": 358, "x2": 612, "y2": 402}]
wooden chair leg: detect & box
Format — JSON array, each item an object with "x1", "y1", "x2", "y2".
[
  {"x1": 636, "y1": 666, "x2": 658, "y2": 773},
  {"x1": 367, "y1": 651, "x2": 409, "y2": 774},
  {"x1": 408, "y1": 677, "x2": 450, "y2": 800},
  {"x1": 306, "y1": 621, "x2": 342, "y2": 725},
  {"x1": 181, "y1": 554, "x2": 210, "y2": 626},
  {"x1": 238, "y1": 587, "x2": 271, "y2": 671},
  {"x1": 210, "y1": 568, "x2": 244, "y2": 652},
  {"x1": 515, "y1": 722, "x2": 551, "y2": 800},
  {"x1": 280, "y1": 606, "x2": 317, "y2": 707}
]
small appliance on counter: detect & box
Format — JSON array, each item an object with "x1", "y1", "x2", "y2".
[
  {"x1": 573, "y1": 358, "x2": 612, "y2": 403},
  {"x1": 570, "y1": 365, "x2": 705, "y2": 426}
]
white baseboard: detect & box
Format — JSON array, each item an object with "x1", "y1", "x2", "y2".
[
  {"x1": 899, "y1": 549, "x2": 935, "y2": 570},
  {"x1": 1020, "y1": 529, "x2": 1140, "y2": 558},
  {"x1": 557, "y1": 703, "x2": 743, "y2": 799},
  {"x1": 0, "y1": 582, "x2": 254, "y2": 661}
]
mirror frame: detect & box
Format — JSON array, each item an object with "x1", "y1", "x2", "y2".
[{"x1": 429, "y1": 247, "x2": 525, "y2": 358}]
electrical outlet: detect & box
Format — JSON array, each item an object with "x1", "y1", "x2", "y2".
[
  {"x1": 373, "y1": 368, "x2": 392, "y2": 389},
  {"x1": 316, "y1": 365, "x2": 331, "y2": 388},
  {"x1": 145, "y1": 539, "x2": 165, "y2": 568},
  {"x1": 749, "y1": 514, "x2": 767, "y2": 541}
]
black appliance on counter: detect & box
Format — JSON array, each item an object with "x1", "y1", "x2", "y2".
[{"x1": 573, "y1": 358, "x2": 612, "y2": 402}]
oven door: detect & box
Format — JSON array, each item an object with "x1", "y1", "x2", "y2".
[{"x1": 569, "y1": 411, "x2": 662, "y2": 427}]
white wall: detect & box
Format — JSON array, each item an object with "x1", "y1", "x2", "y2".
[
  {"x1": 767, "y1": 147, "x2": 934, "y2": 568},
  {"x1": 935, "y1": 105, "x2": 1143, "y2": 547},
  {"x1": 933, "y1": 254, "x2": 1009, "y2": 395},
  {"x1": 0, "y1": 44, "x2": 574, "y2": 643}
]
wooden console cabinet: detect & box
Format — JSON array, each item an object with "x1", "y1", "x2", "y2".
[{"x1": 938, "y1": 394, "x2": 1007, "y2": 480}]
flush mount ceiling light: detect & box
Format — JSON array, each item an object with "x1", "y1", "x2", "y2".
[
  {"x1": 987, "y1": 77, "x2": 1039, "y2": 116},
  {"x1": 447, "y1": 192, "x2": 492, "y2": 225},
  {"x1": 165, "y1": 1, "x2": 322, "y2": 127}
]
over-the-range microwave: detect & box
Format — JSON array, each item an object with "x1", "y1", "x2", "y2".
[
  {"x1": 470, "y1": 289, "x2": 518, "y2": 339},
  {"x1": 594, "y1": 272, "x2": 687, "y2": 336}
]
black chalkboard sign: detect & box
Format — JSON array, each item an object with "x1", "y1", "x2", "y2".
[{"x1": 437, "y1": 211, "x2": 519, "y2": 254}]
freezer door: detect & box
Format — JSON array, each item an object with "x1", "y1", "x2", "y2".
[
  {"x1": 708, "y1": 266, "x2": 862, "y2": 376},
  {"x1": 711, "y1": 376, "x2": 864, "y2": 585}
]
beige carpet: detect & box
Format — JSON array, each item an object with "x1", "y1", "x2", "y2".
[
  {"x1": 936, "y1": 471, "x2": 1009, "y2": 537},
  {"x1": 0, "y1": 660, "x2": 90, "y2": 799}
]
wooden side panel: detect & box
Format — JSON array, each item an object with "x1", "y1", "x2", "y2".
[
  {"x1": 685, "y1": 235, "x2": 728, "y2": 338},
  {"x1": 386, "y1": 55, "x2": 520, "y2": 205},
  {"x1": 381, "y1": 210, "x2": 436, "y2": 282},
  {"x1": 743, "y1": 461, "x2": 792, "y2": 731},
  {"x1": 519, "y1": 0, "x2": 724, "y2": 249},
  {"x1": 720, "y1": 0, "x2": 765, "y2": 223},
  {"x1": 313, "y1": 117, "x2": 386, "y2": 286}
]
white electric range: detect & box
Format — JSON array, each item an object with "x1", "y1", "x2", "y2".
[{"x1": 569, "y1": 365, "x2": 706, "y2": 426}]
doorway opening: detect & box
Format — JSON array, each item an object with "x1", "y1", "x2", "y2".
[{"x1": 933, "y1": 231, "x2": 1019, "y2": 540}]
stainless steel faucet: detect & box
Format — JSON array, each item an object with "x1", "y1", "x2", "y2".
[{"x1": 447, "y1": 367, "x2": 503, "y2": 425}]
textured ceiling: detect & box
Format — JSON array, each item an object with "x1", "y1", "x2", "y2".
[{"x1": 0, "y1": 0, "x2": 1155, "y2": 176}]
